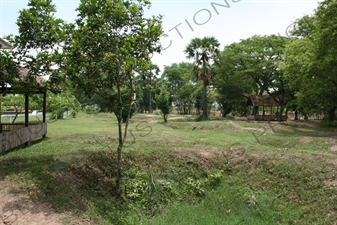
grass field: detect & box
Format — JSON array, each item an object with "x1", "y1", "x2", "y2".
[{"x1": 0, "y1": 112, "x2": 337, "y2": 225}]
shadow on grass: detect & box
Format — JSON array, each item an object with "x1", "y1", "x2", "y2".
[
  {"x1": 0, "y1": 137, "x2": 52, "y2": 156},
  {"x1": 0, "y1": 150, "x2": 121, "y2": 218},
  {"x1": 276, "y1": 125, "x2": 337, "y2": 138},
  {"x1": 0, "y1": 148, "x2": 223, "y2": 223}
]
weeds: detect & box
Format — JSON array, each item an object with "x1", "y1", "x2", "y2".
[{"x1": 1, "y1": 113, "x2": 337, "y2": 224}]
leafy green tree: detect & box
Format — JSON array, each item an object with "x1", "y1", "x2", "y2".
[
  {"x1": 184, "y1": 37, "x2": 220, "y2": 120},
  {"x1": 284, "y1": 3, "x2": 337, "y2": 121},
  {"x1": 138, "y1": 64, "x2": 160, "y2": 113},
  {"x1": 0, "y1": 48, "x2": 20, "y2": 92},
  {"x1": 290, "y1": 15, "x2": 315, "y2": 38},
  {"x1": 45, "y1": 91, "x2": 81, "y2": 119},
  {"x1": 161, "y1": 62, "x2": 197, "y2": 114},
  {"x1": 2, "y1": 95, "x2": 25, "y2": 123},
  {"x1": 2, "y1": 0, "x2": 67, "y2": 127},
  {"x1": 6, "y1": 0, "x2": 66, "y2": 93},
  {"x1": 283, "y1": 38, "x2": 314, "y2": 119},
  {"x1": 312, "y1": 0, "x2": 337, "y2": 120},
  {"x1": 214, "y1": 44, "x2": 254, "y2": 117},
  {"x1": 1, "y1": 94, "x2": 56, "y2": 123},
  {"x1": 156, "y1": 85, "x2": 171, "y2": 122},
  {"x1": 64, "y1": 0, "x2": 163, "y2": 197},
  {"x1": 219, "y1": 35, "x2": 290, "y2": 121}
]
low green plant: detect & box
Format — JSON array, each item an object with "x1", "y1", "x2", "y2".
[
  {"x1": 1, "y1": 113, "x2": 337, "y2": 225},
  {"x1": 85, "y1": 105, "x2": 100, "y2": 114},
  {"x1": 71, "y1": 110, "x2": 77, "y2": 118},
  {"x1": 49, "y1": 108, "x2": 64, "y2": 120}
]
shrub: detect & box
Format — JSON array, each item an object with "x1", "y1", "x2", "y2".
[{"x1": 85, "y1": 105, "x2": 100, "y2": 114}]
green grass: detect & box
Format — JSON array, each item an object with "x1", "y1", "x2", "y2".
[{"x1": 1, "y1": 112, "x2": 337, "y2": 224}]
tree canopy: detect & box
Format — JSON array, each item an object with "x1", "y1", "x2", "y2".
[
  {"x1": 63, "y1": 0, "x2": 163, "y2": 196},
  {"x1": 184, "y1": 37, "x2": 220, "y2": 120}
]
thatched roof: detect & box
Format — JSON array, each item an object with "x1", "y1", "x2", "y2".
[
  {"x1": 0, "y1": 38, "x2": 12, "y2": 49},
  {"x1": 17, "y1": 66, "x2": 46, "y2": 87},
  {"x1": 0, "y1": 66, "x2": 47, "y2": 94},
  {"x1": 247, "y1": 95, "x2": 278, "y2": 107}
]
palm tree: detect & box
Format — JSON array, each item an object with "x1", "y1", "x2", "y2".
[{"x1": 184, "y1": 36, "x2": 220, "y2": 120}]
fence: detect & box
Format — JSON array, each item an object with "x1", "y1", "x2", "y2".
[{"x1": 0, "y1": 123, "x2": 47, "y2": 153}]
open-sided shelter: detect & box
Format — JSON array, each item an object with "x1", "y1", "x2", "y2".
[
  {"x1": 247, "y1": 95, "x2": 287, "y2": 121},
  {"x1": 1, "y1": 38, "x2": 48, "y2": 153}
]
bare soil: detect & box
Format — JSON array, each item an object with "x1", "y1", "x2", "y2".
[
  {"x1": 0, "y1": 178, "x2": 93, "y2": 225},
  {"x1": 0, "y1": 179, "x2": 62, "y2": 225}
]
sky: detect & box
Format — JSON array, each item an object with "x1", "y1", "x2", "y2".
[{"x1": 0, "y1": 0, "x2": 321, "y2": 73}]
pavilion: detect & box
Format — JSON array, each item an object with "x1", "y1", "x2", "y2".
[{"x1": 1, "y1": 38, "x2": 48, "y2": 153}]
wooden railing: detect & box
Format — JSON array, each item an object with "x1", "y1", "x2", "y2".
[
  {"x1": 1, "y1": 123, "x2": 26, "y2": 132},
  {"x1": 0, "y1": 123, "x2": 47, "y2": 153},
  {"x1": 0, "y1": 122, "x2": 42, "y2": 133},
  {"x1": 247, "y1": 115, "x2": 287, "y2": 121}
]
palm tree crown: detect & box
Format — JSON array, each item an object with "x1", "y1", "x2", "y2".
[{"x1": 184, "y1": 36, "x2": 220, "y2": 85}]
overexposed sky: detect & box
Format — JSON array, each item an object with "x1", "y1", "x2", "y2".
[{"x1": 0, "y1": 0, "x2": 321, "y2": 72}]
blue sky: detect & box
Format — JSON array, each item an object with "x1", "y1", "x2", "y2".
[{"x1": 1, "y1": 0, "x2": 321, "y2": 72}]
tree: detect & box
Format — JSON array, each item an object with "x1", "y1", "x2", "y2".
[
  {"x1": 283, "y1": 37, "x2": 316, "y2": 120},
  {"x1": 6, "y1": 0, "x2": 66, "y2": 93},
  {"x1": 138, "y1": 63, "x2": 160, "y2": 113},
  {"x1": 45, "y1": 91, "x2": 81, "y2": 119},
  {"x1": 312, "y1": 0, "x2": 337, "y2": 121},
  {"x1": 161, "y1": 62, "x2": 197, "y2": 114},
  {"x1": 1, "y1": 95, "x2": 25, "y2": 123},
  {"x1": 156, "y1": 85, "x2": 171, "y2": 122},
  {"x1": 284, "y1": 4, "x2": 337, "y2": 121},
  {"x1": 64, "y1": 0, "x2": 163, "y2": 197},
  {"x1": 0, "y1": 48, "x2": 20, "y2": 91},
  {"x1": 214, "y1": 44, "x2": 254, "y2": 117},
  {"x1": 184, "y1": 37, "x2": 220, "y2": 120},
  {"x1": 0, "y1": 47, "x2": 20, "y2": 123},
  {"x1": 219, "y1": 35, "x2": 290, "y2": 121}
]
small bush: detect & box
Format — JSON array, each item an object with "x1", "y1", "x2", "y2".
[
  {"x1": 71, "y1": 110, "x2": 77, "y2": 118},
  {"x1": 85, "y1": 105, "x2": 100, "y2": 114},
  {"x1": 49, "y1": 109, "x2": 64, "y2": 120}
]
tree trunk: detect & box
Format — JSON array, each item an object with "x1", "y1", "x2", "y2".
[
  {"x1": 202, "y1": 83, "x2": 208, "y2": 120},
  {"x1": 163, "y1": 114, "x2": 167, "y2": 123},
  {"x1": 328, "y1": 107, "x2": 336, "y2": 122},
  {"x1": 116, "y1": 96, "x2": 123, "y2": 198},
  {"x1": 278, "y1": 106, "x2": 285, "y2": 122},
  {"x1": 149, "y1": 91, "x2": 152, "y2": 113},
  {"x1": 294, "y1": 110, "x2": 298, "y2": 120},
  {"x1": 115, "y1": 79, "x2": 133, "y2": 200},
  {"x1": 116, "y1": 117, "x2": 123, "y2": 197},
  {"x1": 304, "y1": 113, "x2": 308, "y2": 121},
  {"x1": 222, "y1": 109, "x2": 226, "y2": 117},
  {"x1": 12, "y1": 108, "x2": 19, "y2": 123},
  {"x1": 0, "y1": 96, "x2": 1, "y2": 133}
]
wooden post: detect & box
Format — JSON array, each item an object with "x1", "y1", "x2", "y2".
[
  {"x1": 25, "y1": 93, "x2": 29, "y2": 127},
  {"x1": 0, "y1": 95, "x2": 2, "y2": 133},
  {"x1": 43, "y1": 92, "x2": 46, "y2": 123},
  {"x1": 42, "y1": 92, "x2": 47, "y2": 138},
  {"x1": 25, "y1": 93, "x2": 30, "y2": 146}
]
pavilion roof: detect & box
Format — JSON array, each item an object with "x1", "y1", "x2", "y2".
[{"x1": 247, "y1": 95, "x2": 278, "y2": 107}]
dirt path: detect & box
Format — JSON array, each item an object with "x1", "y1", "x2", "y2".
[{"x1": 0, "y1": 183, "x2": 63, "y2": 225}]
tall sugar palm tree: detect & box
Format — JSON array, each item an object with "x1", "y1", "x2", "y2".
[{"x1": 184, "y1": 36, "x2": 220, "y2": 120}]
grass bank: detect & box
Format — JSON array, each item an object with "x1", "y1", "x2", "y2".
[{"x1": 0, "y1": 112, "x2": 337, "y2": 224}]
